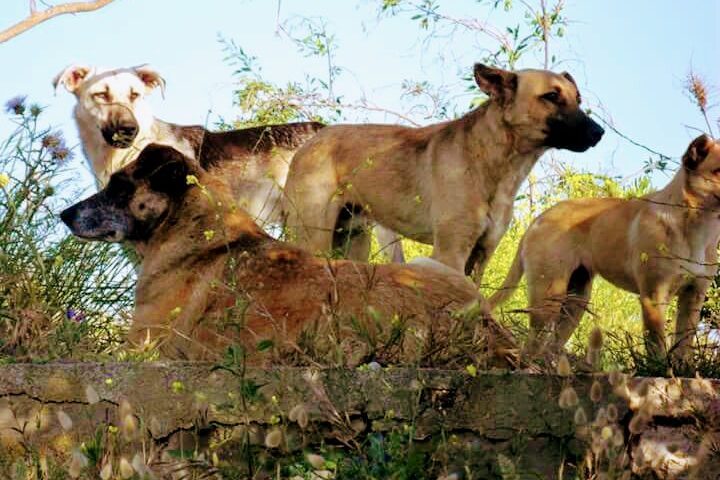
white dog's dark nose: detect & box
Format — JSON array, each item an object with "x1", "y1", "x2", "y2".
[{"x1": 102, "y1": 123, "x2": 138, "y2": 148}]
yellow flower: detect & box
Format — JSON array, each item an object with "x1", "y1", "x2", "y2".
[
  {"x1": 0, "y1": 173, "x2": 9, "y2": 188},
  {"x1": 465, "y1": 364, "x2": 477, "y2": 377},
  {"x1": 203, "y1": 230, "x2": 215, "y2": 241}
]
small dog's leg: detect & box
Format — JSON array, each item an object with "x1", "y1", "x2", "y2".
[
  {"x1": 674, "y1": 282, "x2": 708, "y2": 365},
  {"x1": 525, "y1": 278, "x2": 569, "y2": 359},
  {"x1": 640, "y1": 294, "x2": 669, "y2": 365}
]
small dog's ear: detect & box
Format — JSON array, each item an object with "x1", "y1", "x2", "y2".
[
  {"x1": 682, "y1": 134, "x2": 713, "y2": 170},
  {"x1": 133, "y1": 65, "x2": 166, "y2": 98},
  {"x1": 473, "y1": 63, "x2": 518, "y2": 103},
  {"x1": 561, "y1": 71, "x2": 577, "y2": 87},
  {"x1": 52, "y1": 65, "x2": 93, "y2": 94}
]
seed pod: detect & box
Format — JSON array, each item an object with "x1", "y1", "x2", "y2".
[
  {"x1": 556, "y1": 355, "x2": 572, "y2": 376},
  {"x1": 590, "y1": 380, "x2": 603, "y2": 403},
  {"x1": 265, "y1": 428, "x2": 283, "y2": 448},
  {"x1": 559, "y1": 386, "x2": 579, "y2": 409}
]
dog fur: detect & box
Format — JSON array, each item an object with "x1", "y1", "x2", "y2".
[
  {"x1": 489, "y1": 135, "x2": 720, "y2": 364},
  {"x1": 60, "y1": 144, "x2": 516, "y2": 366},
  {"x1": 53, "y1": 64, "x2": 405, "y2": 259},
  {"x1": 283, "y1": 63, "x2": 604, "y2": 278},
  {"x1": 53, "y1": 64, "x2": 322, "y2": 227}
]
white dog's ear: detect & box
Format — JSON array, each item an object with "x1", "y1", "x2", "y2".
[
  {"x1": 473, "y1": 63, "x2": 518, "y2": 104},
  {"x1": 52, "y1": 65, "x2": 93, "y2": 94},
  {"x1": 133, "y1": 65, "x2": 166, "y2": 98}
]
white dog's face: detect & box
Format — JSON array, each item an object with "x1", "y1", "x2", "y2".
[{"x1": 53, "y1": 65, "x2": 164, "y2": 148}]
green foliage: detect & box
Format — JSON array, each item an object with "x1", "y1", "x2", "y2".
[{"x1": 0, "y1": 99, "x2": 133, "y2": 362}]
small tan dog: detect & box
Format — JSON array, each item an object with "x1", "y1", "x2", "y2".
[
  {"x1": 490, "y1": 135, "x2": 720, "y2": 365},
  {"x1": 283, "y1": 63, "x2": 603, "y2": 278},
  {"x1": 60, "y1": 144, "x2": 516, "y2": 366}
]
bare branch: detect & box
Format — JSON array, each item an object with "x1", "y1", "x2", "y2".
[{"x1": 0, "y1": 0, "x2": 116, "y2": 44}]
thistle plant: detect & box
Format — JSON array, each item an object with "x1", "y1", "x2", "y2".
[{"x1": 0, "y1": 96, "x2": 134, "y2": 361}]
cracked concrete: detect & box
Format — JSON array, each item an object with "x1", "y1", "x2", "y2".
[{"x1": 0, "y1": 363, "x2": 718, "y2": 478}]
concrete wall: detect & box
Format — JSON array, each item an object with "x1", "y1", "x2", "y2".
[{"x1": 0, "y1": 363, "x2": 718, "y2": 479}]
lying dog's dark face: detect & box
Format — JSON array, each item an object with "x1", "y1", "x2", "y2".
[
  {"x1": 61, "y1": 144, "x2": 191, "y2": 242},
  {"x1": 474, "y1": 64, "x2": 604, "y2": 152}
]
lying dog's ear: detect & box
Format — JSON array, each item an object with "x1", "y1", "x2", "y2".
[
  {"x1": 134, "y1": 145, "x2": 192, "y2": 195},
  {"x1": 132, "y1": 65, "x2": 166, "y2": 98},
  {"x1": 52, "y1": 65, "x2": 93, "y2": 94},
  {"x1": 682, "y1": 134, "x2": 713, "y2": 170},
  {"x1": 473, "y1": 63, "x2": 518, "y2": 104}
]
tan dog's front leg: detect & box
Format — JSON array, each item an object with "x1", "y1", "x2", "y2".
[
  {"x1": 640, "y1": 294, "x2": 669, "y2": 364},
  {"x1": 674, "y1": 282, "x2": 708, "y2": 364},
  {"x1": 432, "y1": 208, "x2": 489, "y2": 275}
]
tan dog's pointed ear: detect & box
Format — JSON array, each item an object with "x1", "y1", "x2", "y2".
[
  {"x1": 561, "y1": 71, "x2": 577, "y2": 87},
  {"x1": 682, "y1": 134, "x2": 713, "y2": 170},
  {"x1": 52, "y1": 65, "x2": 93, "y2": 94},
  {"x1": 133, "y1": 65, "x2": 166, "y2": 98},
  {"x1": 473, "y1": 63, "x2": 518, "y2": 103}
]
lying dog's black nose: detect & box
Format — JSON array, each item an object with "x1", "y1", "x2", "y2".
[{"x1": 60, "y1": 204, "x2": 77, "y2": 228}]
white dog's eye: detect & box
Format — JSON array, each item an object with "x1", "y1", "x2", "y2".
[
  {"x1": 129, "y1": 91, "x2": 140, "y2": 102},
  {"x1": 93, "y1": 92, "x2": 110, "y2": 102}
]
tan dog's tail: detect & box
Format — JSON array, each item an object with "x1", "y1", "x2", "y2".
[{"x1": 488, "y1": 244, "x2": 525, "y2": 309}]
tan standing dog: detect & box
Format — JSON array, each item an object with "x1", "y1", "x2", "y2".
[
  {"x1": 490, "y1": 135, "x2": 720, "y2": 366},
  {"x1": 60, "y1": 145, "x2": 516, "y2": 366},
  {"x1": 283, "y1": 63, "x2": 604, "y2": 278}
]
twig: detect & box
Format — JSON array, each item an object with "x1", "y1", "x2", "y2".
[{"x1": 0, "y1": 0, "x2": 116, "y2": 44}]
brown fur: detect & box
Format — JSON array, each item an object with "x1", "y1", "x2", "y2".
[
  {"x1": 283, "y1": 64, "x2": 603, "y2": 279},
  {"x1": 490, "y1": 135, "x2": 720, "y2": 365},
  {"x1": 61, "y1": 145, "x2": 516, "y2": 366}
]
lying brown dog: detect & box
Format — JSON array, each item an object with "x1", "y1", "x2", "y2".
[
  {"x1": 490, "y1": 135, "x2": 720, "y2": 366},
  {"x1": 283, "y1": 63, "x2": 604, "y2": 279},
  {"x1": 60, "y1": 144, "x2": 516, "y2": 366}
]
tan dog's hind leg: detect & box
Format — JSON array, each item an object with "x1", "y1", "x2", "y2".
[
  {"x1": 552, "y1": 267, "x2": 593, "y2": 352},
  {"x1": 525, "y1": 277, "x2": 570, "y2": 358},
  {"x1": 673, "y1": 282, "x2": 707, "y2": 364}
]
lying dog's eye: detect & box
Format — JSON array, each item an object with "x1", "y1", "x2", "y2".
[
  {"x1": 713, "y1": 168, "x2": 720, "y2": 175},
  {"x1": 541, "y1": 91, "x2": 560, "y2": 103}
]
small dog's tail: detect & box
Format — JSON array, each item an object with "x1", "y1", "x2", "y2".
[{"x1": 488, "y1": 243, "x2": 525, "y2": 309}]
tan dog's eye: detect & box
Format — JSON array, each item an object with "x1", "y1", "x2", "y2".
[
  {"x1": 712, "y1": 167, "x2": 720, "y2": 175},
  {"x1": 93, "y1": 92, "x2": 110, "y2": 102},
  {"x1": 129, "y1": 91, "x2": 140, "y2": 102},
  {"x1": 540, "y1": 91, "x2": 560, "y2": 103}
]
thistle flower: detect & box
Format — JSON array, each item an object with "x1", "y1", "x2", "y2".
[
  {"x1": 42, "y1": 131, "x2": 75, "y2": 164},
  {"x1": 5, "y1": 95, "x2": 27, "y2": 115},
  {"x1": 66, "y1": 309, "x2": 85, "y2": 323}
]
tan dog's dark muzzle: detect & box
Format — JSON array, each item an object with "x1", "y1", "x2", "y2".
[{"x1": 545, "y1": 111, "x2": 604, "y2": 152}]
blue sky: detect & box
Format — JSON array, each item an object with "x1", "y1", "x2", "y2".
[{"x1": 0, "y1": 0, "x2": 718, "y2": 193}]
